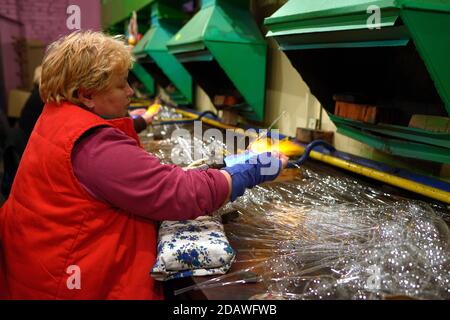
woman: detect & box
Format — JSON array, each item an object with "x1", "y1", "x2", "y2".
[{"x1": 0, "y1": 31, "x2": 287, "y2": 300}]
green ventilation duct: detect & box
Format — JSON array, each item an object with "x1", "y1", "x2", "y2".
[
  {"x1": 102, "y1": 0, "x2": 156, "y2": 96},
  {"x1": 132, "y1": 1, "x2": 193, "y2": 105},
  {"x1": 102, "y1": 0, "x2": 153, "y2": 30},
  {"x1": 167, "y1": 0, "x2": 267, "y2": 121},
  {"x1": 265, "y1": 0, "x2": 450, "y2": 163},
  {"x1": 131, "y1": 36, "x2": 156, "y2": 97},
  {"x1": 130, "y1": 63, "x2": 156, "y2": 97}
]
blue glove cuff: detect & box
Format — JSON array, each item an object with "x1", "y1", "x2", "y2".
[{"x1": 223, "y1": 152, "x2": 282, "y2": 202}]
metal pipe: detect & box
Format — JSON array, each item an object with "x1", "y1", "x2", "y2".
[{"x1": 308, "y1": 150, "x2": 450, "y2": 204}]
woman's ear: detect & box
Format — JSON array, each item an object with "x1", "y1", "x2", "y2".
[{"x1": 78, "y1": 88, "x2": 95, "y2": 109}]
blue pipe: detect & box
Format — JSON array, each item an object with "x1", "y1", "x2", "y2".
[{"x1": 287, "y1": 140, "x2": 336, "y2": 168}]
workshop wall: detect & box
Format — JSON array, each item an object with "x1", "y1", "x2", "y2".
[
  {"x1": 0, "y1": 0, "x2": 101, "y2": 110},
  {"x1": 0, "y1": 0, "x2": 101, "y2": 43},
  {"x1": 0, "y1": 0, "x2": 19, "y2": 21},
  {"x1": 0, "y1": 15, "x2": 22, "y2": 106}
]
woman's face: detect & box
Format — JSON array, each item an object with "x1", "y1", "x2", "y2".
[{"x1": 89, "y1": 71, "x2": 134, "y2": 118}]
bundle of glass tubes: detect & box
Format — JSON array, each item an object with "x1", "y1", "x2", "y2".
[{"x1": 140, "y1": 115, "x2": 450, "y2": 300}]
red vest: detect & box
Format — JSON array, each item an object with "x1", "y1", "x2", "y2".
[{"x1": 0, "y1": 102, "x2": 163, "y2": 299}]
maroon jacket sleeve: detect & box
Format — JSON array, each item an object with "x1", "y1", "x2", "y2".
[
  {"x1": 71, "y1": 126, "x2": 229, "y2": 221},
  {"x1": 132, "y1": 116, "x2": 147, "y2": 134}
]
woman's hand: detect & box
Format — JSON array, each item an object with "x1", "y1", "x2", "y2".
[
  {"x1": 130, "y1": 108, "x2": 155, "y2": 125},
  {"x1": 141, "y1": 112, "x2": 155, "y2": 125},
  {"x1": 221, "y1": 152, "x2": 289, "y2": 202}
]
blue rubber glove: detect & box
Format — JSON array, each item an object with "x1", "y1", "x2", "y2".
[{"x1": 223, "y1": 152, "x2": 282, "y2": 202}]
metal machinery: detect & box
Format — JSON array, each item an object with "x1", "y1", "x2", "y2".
[
  {"x1": 132, "y1": 1, "x2": 194, "y2": 105},
  {"x1": 264, "y1": 0, "x2": 450, "y2": 164},
  {"x1": 167, "y1": 0, "x2": 267, "y2": 121},
  {"x1": 102, "y1": 0, "x2": 157, "y2": 96},
  {"x1": 100, "y1": 0, "x2": 450, "y2": 202}
]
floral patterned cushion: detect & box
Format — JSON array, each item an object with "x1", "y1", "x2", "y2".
[{"x1": 151, "y1": 216, "x2": 236, "y2": 281}]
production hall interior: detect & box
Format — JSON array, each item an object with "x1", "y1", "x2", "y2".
[{"x1": 0, "y1": 0, "x2": 449, "y2": 301}]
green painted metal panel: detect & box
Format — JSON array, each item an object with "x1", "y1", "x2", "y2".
[
  {"x1": 400, "y1": 0, "x2": 450, "y2": 12},
  {"x1": 278, "y1": 26, "x2": 410, "y2": 50},
  {"x1": 336, "y1": 123, "x2": 450, "y2": 164},
  {"x1": 400, "y1": 8, "x2": 450, "y2": 114},
  {"x1": 265, "y1": 0, "x2": 398, "y2": 36},
  {"x1": 102, "y1": 0, "x2": 154, "y2": 29},
  {"x1": 264, "y1": 0, "x2": 450, "y2": 163},
  {"x1": 267, "y1": 0, "x2": 392, "y2": 19},
  {"x1": 168, "y1": 1, "x2": 265, "y2": 51},
  {"x1": 265, "y1": 0, "x2": 450, "y2": 32},
  {"x1": 166, "y1": 0, "x2": 267, "y2": 121},
  {"x1": 329, "y1": 114, "x2": 450, "y2": 148},
  {"x1": 150, "y1": 50, "x2": 193, "y2": 103},
  {"x1": 133, "y1": 26, "x2": 157, "y2": 57},
  {"x1": 205, "y1": 40, "x2": 267, "y2": 121},
  {"x1": 265, "y1": 0, "x2": 450, "y2": 108},
  {"x1": 203, "y1": 1, "x2": 265, "y2": 44},
  {"x1": 265, "y1": 5, "x2": 406, "y2": 49},
  {"x1": 176, "y1": 51, "x2": 214, "y2": 62},
  {"x1": 131, "y1": 63, "x2": 155, "y2": 95},
  {"x1": 132, "y1": 1, "x2": 193, "y2": 103},
  {"x1": 166, "y1": 6, "x2": 212, "y2": 53}
]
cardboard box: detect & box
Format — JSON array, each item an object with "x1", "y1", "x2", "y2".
[
  {"x1": 335, "y1": 101, "x2": 378, "y2": 123},
  {"x1": 221, "y1": 109, "x2": 238, "y2": 126},
  {"x1": 8, "y1": 89, "x2": 31, "y2": 118},
  {"x1": 296, "y1": 127, "x2": 334, "y2": 144},
  {"x1": 409, "y1": 115, "x2": 450, "y2": 133}
]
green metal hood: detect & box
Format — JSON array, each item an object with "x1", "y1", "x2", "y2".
[
  {"x1": 102, "y1": 0, "x2": 156, "y2": 96},
  {"x1": 102, "y1": 0, "x2": 153, "y2": 29},
  {"x1": 265, "y1": 0, "x2": 450, "y2": 112},
  {"x1": 265, "y1": 0, "x2": 450, "y2": 35},
  {"x1": 132, "y1": 1, "x2": 193, "y2": 104},
  {"x1": 167, "y1": 0, "x2": 267, "y2": 121},
  {"x1": 131, "y1": 63, "x2": 156, "y2": 97},
  {"x1": 131, "y1": 31, "x2": 156, "y2": 96},
  {"x1": 264, "y1": 0, "x2": 450, "y2": 164}
]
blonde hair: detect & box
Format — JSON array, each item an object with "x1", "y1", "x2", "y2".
[{"x1": 40, "y1": 31, "x2": 134, "y2": 105}]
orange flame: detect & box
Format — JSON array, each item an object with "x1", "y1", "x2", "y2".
[{"x1": 248, "y1": 138, "x2": 303, "y2": 157}]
